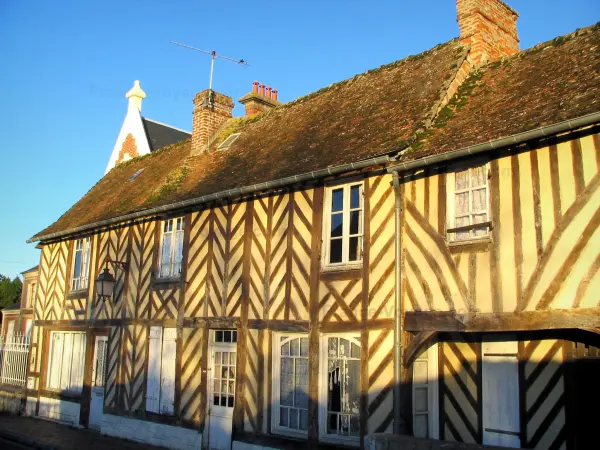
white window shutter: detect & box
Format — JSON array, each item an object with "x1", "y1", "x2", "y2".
[
  {"x1": 60, "y1": 333, "x2": 74, "y2": 391},
  {"x1": 160, "y1": 328, "x2": 177, "y2": 415},
  {"x1": 70, "y1": 333, "x2": 85, "y2": 392},
  {"x1": 48, "y1": 333, "x2": 63, "y2": 390},
  {"x1": 147, "y1": 326, "x2": 163, "y2": 413}
]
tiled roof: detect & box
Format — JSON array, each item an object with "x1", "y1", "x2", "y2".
[
  {"x1": 21, "y1": 265, "x2": 39, "y2": 275},
  {"x1": 30, "y1": 23, "x2": 600, "y2": 242}
]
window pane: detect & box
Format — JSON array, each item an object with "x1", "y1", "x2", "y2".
[
  {"x1": 329, "y1": 239, "x2": 342, "y2": 264},
  {"x1": 290, "y1": 408, "x2": 298, "y2": 429},
  {"x1": 455, "y1": 170, "x2": 468, "y2": 190},
  {"x1": 472, "y1": 165, "x2": 486, "y2": 187},
  {"x1": 455, "y1": 216, "x2": 470, "y2": 241},
  {"x1": 349, "y1": 236, "x2": 360, "y2": 262},
  {"x1": 160, "y1": 234, "x2": 172, "y2": 276},
  {"x1": 300, "y1": 409, "x2": 309, "y2": 431},
  {"x1": 290, "y1": 338, "x2": 299, "y2": 357},
  {"x1": 300, "y1": 338, "x2": 309, "y2": 357},
  {"x1": 281, "y1": 341, "x2": 290, "y2": 356},
  {"x1": 295, "y1": 359, "x2": 309, "y2": 409},
  {"x1": 351, "y1": 343, "x2": 360, "y2": 359},
  {"x1": 281, "y1": 358, "x2": 294, "y2": 406},
  {"x1": 414, "y1": 387, "x2": 429, "y2": 412},
  {"x1": 349, "y1": 210, "x2": 360, "y2": 235},
  {"x1": 414, "y1": 414, "x2": 429, "y2": 438},
  {"x1": 473, "y1": 213, "x2": 489, "y2": 237},
  {"x1": 455, "y1": 192, "x2": 469, "y2": 215},
  {"x1": 472, "y1": 187, "x2": 487, "y2": 212},
  {"x1": 73, "y1": 251, "x2": 82, "y2": 281},
  {"x1": 350, "y1": 185, "x2": 360, "y2": 209},
  {"x1": 346, "y1": 360, "x2": 361, "y2": 413},
  {"x1": 331, "y1": 189, "x2": 344, "y2": 212},
  {"x1": 330, "y1": 213, "x2": 343, "y2": 237},
  {"x1": 280, "y1": 407, "x2": 289, "y2": 427}
]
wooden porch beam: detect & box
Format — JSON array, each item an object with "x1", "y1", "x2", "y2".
[
  {"x1": 405, "y1": 308, "x2": 600, "y2": 333},
  {"x1": 404, "y1": 330, "x2": 437, "y2": 367}
]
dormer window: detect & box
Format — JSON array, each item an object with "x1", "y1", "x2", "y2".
[
  {"x1": 158, "y1": 217, "x2": 185, "y2": 278},
  {"x1": 322, "y1": 182, "x2": 364, "y2": 269}
]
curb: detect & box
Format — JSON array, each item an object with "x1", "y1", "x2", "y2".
[{"x1": 0, "y1": 429, "x2": 60, "y2": 450}]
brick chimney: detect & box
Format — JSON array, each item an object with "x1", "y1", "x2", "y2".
[
  {"x1": 457, "y1": 0, "x2": 519, "y2": 66},
  {"x1": 238, "y1": 81, "x2": 282, "y2": 117},
  {"x1": 191, "y1": 89, "x2": 234, "y2": 155}
]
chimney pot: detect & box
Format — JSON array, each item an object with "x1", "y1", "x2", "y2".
[
  {"x1": 272, "y1": 90, "x2": 278, "y2": 101},
  {"x1": 252, "y1": 81, "x2": 259, "y2": 93},
  {"x1": 260, "y1": 84, "x2": 266, "y2": 96},
  {"x1": 266, "y1": 86, "x2": 272, "y2": 98}
]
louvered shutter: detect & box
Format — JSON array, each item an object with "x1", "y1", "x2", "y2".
[
  {"x1": 60, "y1": 333, "x2": 73, "y2": 390},
  {"x1": 160, "y1": 328, "x2": 177, "y2": 414},
  {"x1": 146, "y1": 326, "x2": 163, "y2": 413}
]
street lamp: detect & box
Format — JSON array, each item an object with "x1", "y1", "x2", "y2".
[{"x1": 95, "y1": 260, "x2": 127, "y2": 301}]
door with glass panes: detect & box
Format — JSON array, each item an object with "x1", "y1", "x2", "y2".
[
  {"x1": 89, "y1": 335, "x2": 108, "y2": 430},
  {"x1": 207, "y1": 330, "x2": 237, "y2": 450}
]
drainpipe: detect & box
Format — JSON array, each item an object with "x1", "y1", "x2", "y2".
[{"x1": 391, "y1": 171, "x2": 405, "y2": 435}]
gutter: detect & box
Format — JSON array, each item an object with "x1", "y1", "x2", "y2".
[
  {"x1": 28, "y1": 154, "x2": 393, "y2": 243},
  {"x1": 387, "y1": 111, "x2": 600, "y2": 174}
]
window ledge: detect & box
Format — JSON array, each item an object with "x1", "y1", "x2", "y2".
[
  {"x1": 152, "y1": 276, "x2": 181, "y2": 287},
  {"x1": 66, "y1": 289, "x2": 88, "y2": 299},
  {"x1": 447, "y1": 236, "x2": 492, "y2": 253},
  {"x1": 320, "y1": 263, "x2": 363, "y2": 274}
]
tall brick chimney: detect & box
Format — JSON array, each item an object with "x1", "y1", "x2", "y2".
[
  {"x1": 191, "y1": 89, "x2": 234, "y2": 155},
  {"x1": 238, "y1": 81, "x2": 282, "y2": 117},
  {"x1": 457, "y1": 0, "x2": 519, "y2": 66}
]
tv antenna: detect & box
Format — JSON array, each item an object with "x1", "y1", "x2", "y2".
[{"x1": 170, "y1": 41, "x2": 249, "y2": 91}]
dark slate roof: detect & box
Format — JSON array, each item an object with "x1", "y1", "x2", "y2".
[
  {"x1": 30, "y1": 23, "x2": 600, "y2": 242},
  {"x1": 142, "y1": 118, "x2": 191, "y2": 152},
  {"x1": 21, "y1": 265, "x2": 39, "y2": 275},
  {"x1": 1, "y1": 303, "x2": 21, "y2": 312}
]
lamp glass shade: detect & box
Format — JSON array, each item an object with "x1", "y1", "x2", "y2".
[{"x1": 96, "y1": 267, "x2": 116, "y2": 298}]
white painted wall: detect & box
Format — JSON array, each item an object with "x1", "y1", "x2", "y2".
[
  {"x1": 101, "y1": 414, "x2": 202, "y2": 450},
  {"x1": 38, "y1": 397, "x2": 80, "y2": 426}
]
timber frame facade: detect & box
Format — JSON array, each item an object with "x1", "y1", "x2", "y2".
[{"x1": 24, "y1": 2, "x2": 600, "y2": 449}]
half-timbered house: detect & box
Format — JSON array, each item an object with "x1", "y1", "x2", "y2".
[{"x1": 24, "y1": 1, "x2": 600, "y2": 449}]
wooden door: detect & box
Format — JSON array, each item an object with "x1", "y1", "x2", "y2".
[{"x1": 482, "y1": 341, "x2": 521, "y2": 448}]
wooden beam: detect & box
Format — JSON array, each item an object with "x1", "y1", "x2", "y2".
[
  {"x1": 403, "y1": 330, "x2": 437, "y2": 366},
  {"x1": 405, "y1": 308, "x2": 600, "y2": 333}
]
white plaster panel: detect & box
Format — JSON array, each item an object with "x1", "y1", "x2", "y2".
[
  {"x1": 101, "y1": 413, "x2": 202, "y2": 450},
  {"x1": 38, "y1": 396, "x2": 80, "y2": 426}
]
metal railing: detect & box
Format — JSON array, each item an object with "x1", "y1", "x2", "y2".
[{"x1": 0, "y1": 333, "x2": 30, "y2": 387}]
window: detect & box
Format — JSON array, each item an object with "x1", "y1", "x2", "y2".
[
  {"x1": 211, "y1": 330, "x2": 237, "y2": 410},
  {"x1": 158, "y1": 217, "x2": 185, "y2": 278},
  {"x1": 25, "y1": 281, "x2": 36, "y2": 308},
  {"x1": 71, "y1": 237, "x2": 91, "y2": 290},
  {"x1": 47, "y1": 332, "x2": 86, "y2": 393},
  {"x1": 147, "y1": 327, "x2": 177, "y2": 415},
  {"x1": 319, "y1": 335, "x2": 361, "y2": 442},
  {"x1": 412, "y1": 344, "x2": 439, "y2": 439},
  {"x1": 323, "y1": 182, "x2": 364, "y2": 268},
  {"x1": 272, "y1": 334, "x2": 309, "y2": 437},
  {"x1": 447, "y1": 164, "x2": 490, "y2": 241}
]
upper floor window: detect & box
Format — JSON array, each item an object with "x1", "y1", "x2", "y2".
[
  {"x1": 159, "y1": 217, "x2": 185, "y2": 278},
  {"x1": 323, "y1": 182, "x2": 364, "y2": 268},
  {"x1": 447, "y1": 164, "x2": 490, "y2": 242},
  {"x1": 272, "y1": 334, "x2": 309, "y2": 437},
  {"x1": 319, "y1": 335, "x2": 361, "y2": 443},
  {"x1": 71, "y1": 237, "x2": 91, "y2": 291}
]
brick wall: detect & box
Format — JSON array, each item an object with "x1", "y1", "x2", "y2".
[
  {"x1": 457, "y1": 0, "x2": 519, "y2": 66},
  {"x1": 191, "y1": 89, "x2": 234, "y2": 156}
]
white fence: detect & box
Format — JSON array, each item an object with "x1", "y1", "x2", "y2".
[{"x1": 0, "y1": 333, "x2": 30, "y2": 387}]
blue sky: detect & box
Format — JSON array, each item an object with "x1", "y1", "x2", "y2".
[{"x1": 0, "y1": 0, "x2": 598, "y2": 279}]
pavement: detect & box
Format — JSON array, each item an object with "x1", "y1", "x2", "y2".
[{"x1": 0, "y1": 415, "x2": 168, "y2": 450}]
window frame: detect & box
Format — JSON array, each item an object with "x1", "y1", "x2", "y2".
[
  {"x1": 446, "y1": 161, "x2": 491, "y2": 243},
  {"x1": 271, "y1": 332, "x2": 310, "y2": 439},
  {"x1": 318, "y1": 333, "x2": 362, "y2": 446},
  {"x1": 46, "y1": 331, "x2": 87, "y2": 394},
  {"x1": 157, "y1": 217, "x2": 185, "y2": 279},
  {"x1": 322, "y1": 181, "x2": 364, "y2": 271},
  {"x1": 70, "y1": 237, "x2": 92, "y2": 291},
  {"x1": 412, "y1": 343, "x2": 439, "y2": 439}
]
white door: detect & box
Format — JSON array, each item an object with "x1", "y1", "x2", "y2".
[
  {"x1": 89, "y1": 335, "x2": 108, "y2": 430},
  {"x1": 208, "y1": 340, "x2": 237, "y2": 450},
  {"x1": 482, "y1": 341, "x2": 521, "y2": 448}
]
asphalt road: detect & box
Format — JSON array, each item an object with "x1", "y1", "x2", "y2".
[{"x1": 0, "y1": 436, "x2": 34, "y2": 449}]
